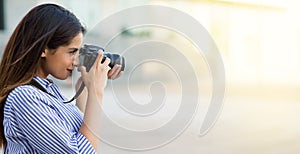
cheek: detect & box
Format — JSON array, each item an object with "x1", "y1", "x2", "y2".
[
  {"x1": 58, "y1": 55, "x2": 73, "y2": 65},
  {"x1": 47, "y1": 56, "x2": 70, "y2": 70}
]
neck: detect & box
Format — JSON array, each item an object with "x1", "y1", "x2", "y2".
[{"x1": 35, "y1": 63, "x2": 48, "y2": 79}]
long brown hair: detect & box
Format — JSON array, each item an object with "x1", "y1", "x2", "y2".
[{"x1": 0, "y1": 3, "x2": 85, "y2": 147}]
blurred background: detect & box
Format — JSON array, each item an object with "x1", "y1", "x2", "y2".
[{"x1": 1, "y1": 0, "x2": 300, "y2": 153}]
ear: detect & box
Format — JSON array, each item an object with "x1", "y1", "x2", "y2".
[{"x1": 41, "y1": 48, "x2": 49, "y2": 58}]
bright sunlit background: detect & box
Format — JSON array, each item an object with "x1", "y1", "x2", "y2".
[{"x1": 1, "y1": 0, "x2": 300, "y2": 154}]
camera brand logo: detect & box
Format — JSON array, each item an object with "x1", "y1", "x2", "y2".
[{"x1": 82, "y1": 5, "x2": 225, "y2": 151}]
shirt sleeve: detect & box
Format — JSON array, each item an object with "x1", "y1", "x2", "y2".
[{"x1": 8, "y1": 86, "x2": 96, "y2": 154}]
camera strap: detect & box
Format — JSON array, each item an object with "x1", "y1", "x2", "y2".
[
  {"x1": 29, "y1": 79, "x2": 57, "y2": 99},
  {"x1": 63, "y1": 82, "x2": 85, "y2": 104},
  {"x1": 29, "y1": 79, "x2": 85, "y2": 104}
]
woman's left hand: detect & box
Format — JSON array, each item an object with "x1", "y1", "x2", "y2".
[{"x1": 108, "y1": 64, "x2": 123, "y2": 80}]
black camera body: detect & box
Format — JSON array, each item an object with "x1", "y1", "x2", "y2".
[{"x1": 78, "y1": 44, "x2": 125, "y2": 72}]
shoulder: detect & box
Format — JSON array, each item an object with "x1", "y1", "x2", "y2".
[
  {"x1": 7, "y1": 85, "x2": 42, "y2": 101},
  {"x1": 5, "y1": 85, "x2": 49, "y2": 110}
]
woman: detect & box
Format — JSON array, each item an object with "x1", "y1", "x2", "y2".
[{"x1": 0, "y1": 3, "x2": 122, "y2": 153}]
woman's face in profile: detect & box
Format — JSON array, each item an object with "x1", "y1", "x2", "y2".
[{"x1": 37, "y1": 33, "x2": 83, "y2": 79}]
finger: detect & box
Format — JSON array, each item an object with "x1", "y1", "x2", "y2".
[
  {"x1": 109, "y1": 65, "x2": 122, "y2": 79},
  {"x1": 114, "y1": 71, "x2": 123, "y2": 79},
  {"x1": 106, "y1": 66, "x2": 112, "y2": 74},
  {"x1": 107, "y1": 64, "x2": 120, "y2": 77},
  {"x1": 79, "y1": 66, "x2": 87, "y2": 77},
  {"x1": 102, "y1": 57, "x2": 111, "y2": 67},
  {"x1": 93, "y1": 52, "x2": 104, "y2": 68}
]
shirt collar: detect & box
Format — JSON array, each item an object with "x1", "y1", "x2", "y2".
[{"x1": 33, "y1": 76, "x2": 54, "y2": 89}]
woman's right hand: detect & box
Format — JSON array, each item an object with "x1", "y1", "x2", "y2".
[{"x1": 79, "y1": 52, "x2": 111, "y2": 94}]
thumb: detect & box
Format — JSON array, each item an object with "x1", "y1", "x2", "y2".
[{"x1": 80, "y1": 66, "x2": 87, "y2": 76}]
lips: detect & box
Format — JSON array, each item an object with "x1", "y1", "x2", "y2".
[{"x1": 67, "y1": 69, "x2": 73, "y2": 74}]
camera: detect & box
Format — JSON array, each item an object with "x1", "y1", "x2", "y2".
[{"x1": 78, "y1": 44, "x2": 125, "y2": 72}]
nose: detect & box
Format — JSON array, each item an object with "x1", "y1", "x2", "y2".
[{"x1": 73, "y1": 54, "x2": 80, "y2": 67}]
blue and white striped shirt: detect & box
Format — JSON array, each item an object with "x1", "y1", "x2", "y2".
[{"x1": 3, "y1": 76, "x2": 96, "y2": 153}]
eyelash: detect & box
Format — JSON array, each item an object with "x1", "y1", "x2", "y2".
[{"x1": 69, "y1": 50, "x2": 77, "y2": 55}]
